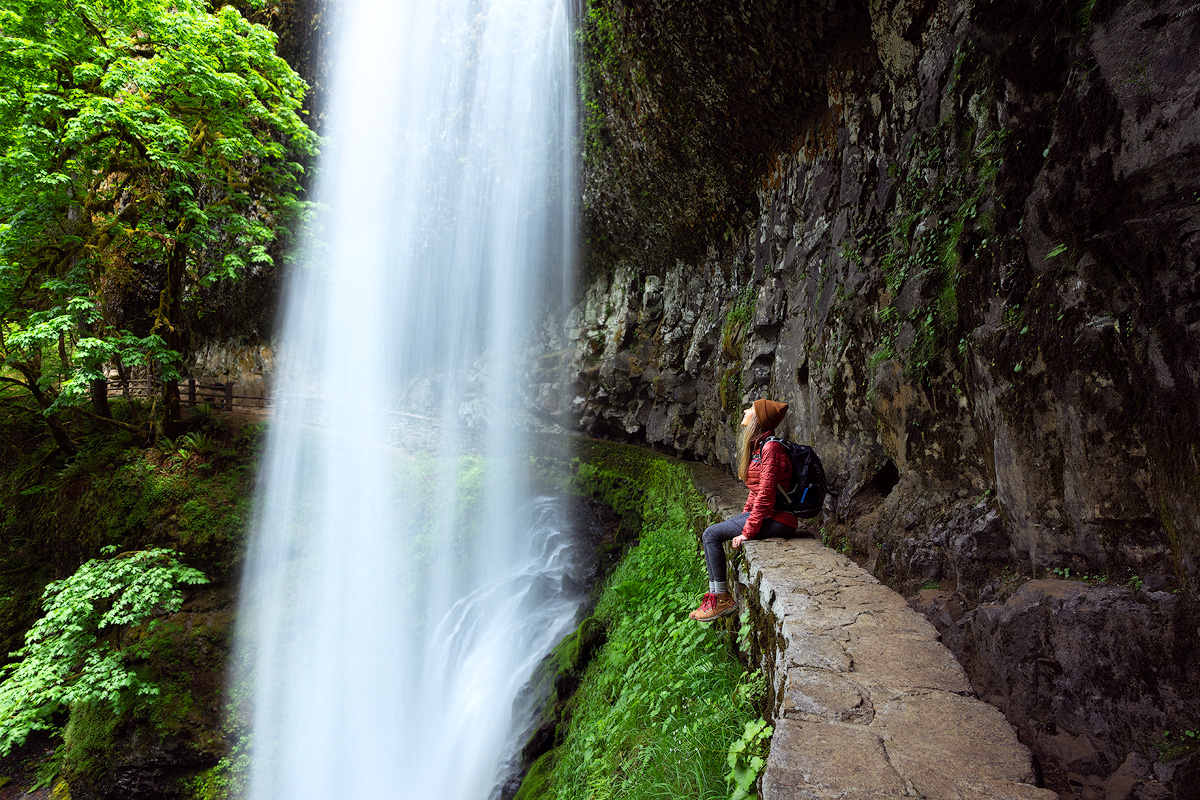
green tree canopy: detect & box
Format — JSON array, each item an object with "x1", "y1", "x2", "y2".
[{"x1": 0, "y1": 0, "x2": 316, "y2": 446}]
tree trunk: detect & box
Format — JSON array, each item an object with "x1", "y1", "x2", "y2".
[
  {"x1": 114, "y1": 356, "x2": 132, "y2": 402},
  {"x1": 12, "y1": 363, "x2": 76, "y2": 457},
  {"x1": 160, "y1": 238, "x2": 186, "y2": 440},
  {"x1": 90, "y1": 378, "x2": 112, "y2": 419},
  {"x1": 58, "y1": 332, "x2": 70, "y2": 376},
  {"x1": 162, "y1": 378, "x2": 182, "y2": 438}
]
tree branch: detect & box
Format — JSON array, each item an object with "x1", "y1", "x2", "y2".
[
  {"x1": 76, "y1": 9, "x2": 108, "y2": 47},
  {"x1": 70, "y1": 406, "x2": 148, "y2": 438}
]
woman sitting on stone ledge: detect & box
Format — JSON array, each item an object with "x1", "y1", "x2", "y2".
[{"x1": 689, "y1": 398, "x2": 797, "y2": 622}]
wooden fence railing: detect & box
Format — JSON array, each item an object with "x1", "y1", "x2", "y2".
[{"x1": 105, "y1": 377, "x2": 270, "y2": 410}]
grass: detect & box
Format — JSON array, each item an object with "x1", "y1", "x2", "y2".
[{"x1": 531, "y1": 442, "x2": 769, "y2": 800}]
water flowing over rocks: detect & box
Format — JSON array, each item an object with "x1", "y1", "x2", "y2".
[{"x1": 233, "y1": 0, "x2": 580, "y2": 797}]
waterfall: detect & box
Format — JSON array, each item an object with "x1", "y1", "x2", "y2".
[{"x1": 234, "y1": 0, "x2": 577, "y2": 796}]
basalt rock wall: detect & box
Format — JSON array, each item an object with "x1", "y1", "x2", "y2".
[{"x1": 536, "y1": 0, "x2": 1200, "y2": 796}]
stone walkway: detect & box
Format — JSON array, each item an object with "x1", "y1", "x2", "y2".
[{"x1": 688, "y1": 464, "x2": 1057, "y2": 800}]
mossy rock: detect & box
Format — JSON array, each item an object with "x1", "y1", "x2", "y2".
[
  {"x1": 551, "y1": 615, "x2": 606, "y2": 679},
  {"x1": 60, "y1": 703, "x2": 118, "y2": 787},
  {"x1": 513, "y1": 750, "x2": 556, "y2": 800},
  {"x1": 54, "y1": 588, "x2": 235, "y2": 800}
]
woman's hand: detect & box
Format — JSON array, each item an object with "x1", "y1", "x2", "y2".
[{"x1": 731, "y1": 534, "x2": 748, "y2": 549}]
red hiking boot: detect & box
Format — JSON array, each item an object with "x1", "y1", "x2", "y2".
[{"x1": 689, "y1": 591, "x2": 736, "y2": 622}]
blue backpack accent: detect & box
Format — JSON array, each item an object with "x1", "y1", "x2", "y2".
[{"x1": 765, "y1": 436, "x2": 827, "y2": 519}]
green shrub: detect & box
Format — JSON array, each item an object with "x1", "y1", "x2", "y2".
[
  {"x1": 727, "y1": 717, "x2": 773, "y2": 800},
  {"x1": 1155, "y1": 729, "x2": 1199, "y2": 762},
  {"x1": 0, "y1": 548, "x2": 207, "y2": 755}
]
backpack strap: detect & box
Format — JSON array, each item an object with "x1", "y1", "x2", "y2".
[{"x1": 764, "y1": 436, "x2": 796, "y2": 502}]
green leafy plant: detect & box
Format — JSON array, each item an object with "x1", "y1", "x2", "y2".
[
  {"x1": 1155, "y1": 729, "x2": 1199, "y2": 761},
  {"x1": 1048, "y1": 566, "x2": 1108, "y2": 584},
  {"x1": 722, "y1": 283, "x2": 757, "y2": 357},
  {"x1": 737, "y1": 610, "x2": 754, "y2": 653},
  {"x1": 866, "y1": 339, "x2": 897, "y2": 403},
  {"x1": 819, "y1": 527, "x2": 853, "y2": 555},
  {"x1": 875, "y1": 121, "x2": 1010, "y2": 383},
  {"x1": 838, "y1": 241, "x2": 864, "y2": 268},
  {"x1": 726, "y1": 717, "x2": 773, "y2": 800},
  {"x1": 719, "y1": 367, "x2": 744, "y2": 418},
  {"x1": 0, "y1": 548, "x2": 207, "y2": 754},
  {"x1": 1077, "y1": 0, "x2": 1098, "y2": 33}
]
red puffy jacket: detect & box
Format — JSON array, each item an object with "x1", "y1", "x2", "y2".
[{"x1": 742, "y1": 430, "x2": 798, "y2": 538}]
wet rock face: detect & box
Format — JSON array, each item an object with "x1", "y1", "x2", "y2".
[
  {"x1": 185, "y1": 339, "x2": 276, "y2": 402},
  {"x1": 554, "y1": 0, "x2": 1200, "y2": 794},
  {"x1": 577, "y1": 0, "x2": 866, "y2": 275},
  {"x1": 566, "y1": 0, "x2": 1200, "y2": 591}
]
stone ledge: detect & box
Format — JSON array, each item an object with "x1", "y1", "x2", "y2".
[{"x1": 688, "y1": 464, "x2": 1056, "y2": 800}]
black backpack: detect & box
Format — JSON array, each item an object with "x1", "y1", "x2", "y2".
[{"x1": 764, "y1": 436, "x2": 827, "y2": 519}]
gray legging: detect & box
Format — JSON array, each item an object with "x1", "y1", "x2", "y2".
[{"x1": 702, "y1": 512, "x2": 797, "y2": 583}]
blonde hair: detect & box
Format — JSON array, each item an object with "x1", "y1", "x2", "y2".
[{"x1": 737, "y1": 414, "x2": 765, "y2": 482}]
